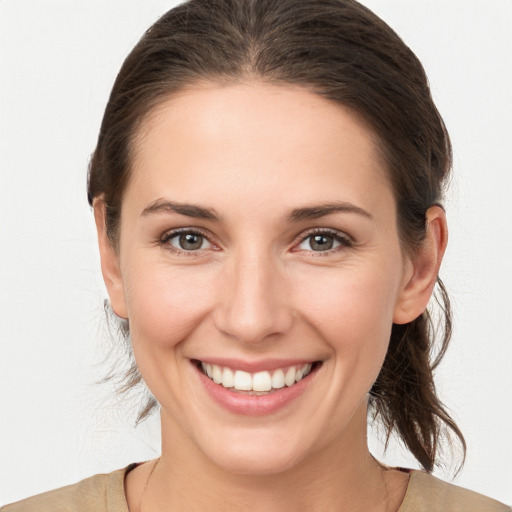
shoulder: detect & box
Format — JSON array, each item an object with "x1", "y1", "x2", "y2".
[
  {"x1": 400, "y1": 470, "x2": 511, "y2": 512},
  {"x1": 0, "y1": 466, "x2": 131, "y2": 512}
]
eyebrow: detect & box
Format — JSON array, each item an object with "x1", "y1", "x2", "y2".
[
  {"x1": 141, "y1": 199, "x2": 221, "y2": 221},
  {"x1": 141, "y1": 199, "x2": 372, "y2": 223},
  {"x1": 287, "y1": 202, "x2": 373, "y2": 222}
]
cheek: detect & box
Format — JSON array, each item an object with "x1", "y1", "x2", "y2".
[
  {"x1": 121, "y1": 261, "x2": 219, "y2": 409},
  {"x1": 294, "y1": 263, "x2": 401, "y2": 362},
  {"x1": 122, "y1": 261, "x2": 215, "y2": 352}
]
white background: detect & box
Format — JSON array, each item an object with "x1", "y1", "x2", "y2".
[{"x1": 1, "y1": 0, "x2": 511, "y2": 506}]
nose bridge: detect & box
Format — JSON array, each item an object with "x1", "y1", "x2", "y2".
[{"x1": 214, "y1": 244, "x2": 292, "y2": 344}]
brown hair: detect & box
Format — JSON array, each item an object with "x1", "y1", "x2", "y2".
[{"x1": 88, "y1": 0, "x2": 465, "y2": 472}]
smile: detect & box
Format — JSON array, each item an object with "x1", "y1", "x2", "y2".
[
  {"x1": 194, "y1": 359, "x2": 322, "y2": 415},
  {"x1": 199, "y1": 362, "x2": 315, "y2": 394}
]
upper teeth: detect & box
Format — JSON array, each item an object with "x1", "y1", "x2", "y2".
[{"x1": 201, "y1": 362, "x2": 313, "y2": 392}]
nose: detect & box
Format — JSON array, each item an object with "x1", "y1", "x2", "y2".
[{"x1": 213, "y1": 248, "x2": 294, "y2": 345}]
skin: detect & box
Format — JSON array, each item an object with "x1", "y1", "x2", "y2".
[{"x1": 95, "y1": 82, "x2": 447, "y2": 511}]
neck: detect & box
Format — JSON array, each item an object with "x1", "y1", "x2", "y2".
[{"x1": 136, "y1": 403, "x2": 407, "y2": 512}]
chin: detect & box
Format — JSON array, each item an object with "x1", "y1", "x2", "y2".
[
  {"x1": 197, "y1": 428, "x2": 311, "y2": 476},
  {"x1": 208, "y1": 449, "x2": 306, "y2": 476}
]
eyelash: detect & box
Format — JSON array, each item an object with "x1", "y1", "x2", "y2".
[
  {"x1": 158, "y1": 227, "x2": 353, "y2": 256},
  {"x1": 294, "y1": 228, "x2": 353, "y2": 256},
  {"x1": 159, "y1": 228, "x2": 215, "y2": 256}
]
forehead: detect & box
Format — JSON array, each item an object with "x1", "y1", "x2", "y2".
[{"x1": 128, "y1": 81, "x2": 393, "y2": 215}]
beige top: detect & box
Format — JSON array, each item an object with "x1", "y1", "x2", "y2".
[{"x1": 2, "y1": 465, "x2": 510, "y2": 511}]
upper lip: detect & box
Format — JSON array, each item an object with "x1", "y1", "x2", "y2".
[{"x1": 193, "y1": 357, "x2": 319, "y2": 373}]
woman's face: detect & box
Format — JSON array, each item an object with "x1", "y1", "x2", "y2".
[{"x1": 102, "y1": 82, "x2": 420, "y2": 474}]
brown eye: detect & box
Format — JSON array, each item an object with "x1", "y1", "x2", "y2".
[
  {"x1": 308, "y1": 234, "x2": 334, "y2": 251},
  {"x1": 166, "y1": 231, "x2": 211, "y2": 251},
  {"x1": 296, "y1": 230, "x2": 352, "y2": 253}
]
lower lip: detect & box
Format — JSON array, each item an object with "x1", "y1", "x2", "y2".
[{"x1": 195, "y1": 363, "x2": 318, "y2": 416}]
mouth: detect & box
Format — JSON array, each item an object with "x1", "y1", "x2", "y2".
[{"x1": 194, "y1": 360, "x2": 322, "y2": 395}]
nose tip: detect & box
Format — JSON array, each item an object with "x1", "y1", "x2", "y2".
[{"x1": 213, "y1": 257, "x2": 293, "y2": 345}]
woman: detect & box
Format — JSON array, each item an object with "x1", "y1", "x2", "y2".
[{"x1": 1, "y1": 0, "x2": 510, "y2": 510}]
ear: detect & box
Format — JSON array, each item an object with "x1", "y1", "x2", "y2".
[
  {"x1": 393, "y1": 205, "x2": 448, "y2": 325},
  {"x1": 93, "y1": 200, "x2": 128, "y2": 319}
]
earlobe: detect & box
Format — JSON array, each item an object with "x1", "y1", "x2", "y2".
[
  {"x1": 93, "y1": 200, "x2": 128, "y2": 319},
  {"x1": 393, "y1": 206, "x2": 448, "y2": 325}
]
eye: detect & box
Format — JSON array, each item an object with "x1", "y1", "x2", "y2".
[
  {"x1": 296, "y1": 230, "x2": 352, "y2": 253},
  {"x1": 161, "y1": 230, "x2": 213, "y2": 252}
]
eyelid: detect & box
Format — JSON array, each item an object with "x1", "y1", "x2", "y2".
[
  {"x1": 157, "y1": 226, "x2": 353, "y2": 255},
  {"x1": 159, "y1": 227, "x2": 219, "y2": 254},
  {"x1": 292, "y1": 227, "x2": 354, "y2": 253},
  {"x1": 160, "y1": 226, "x2": 210, "y2": 241}
]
